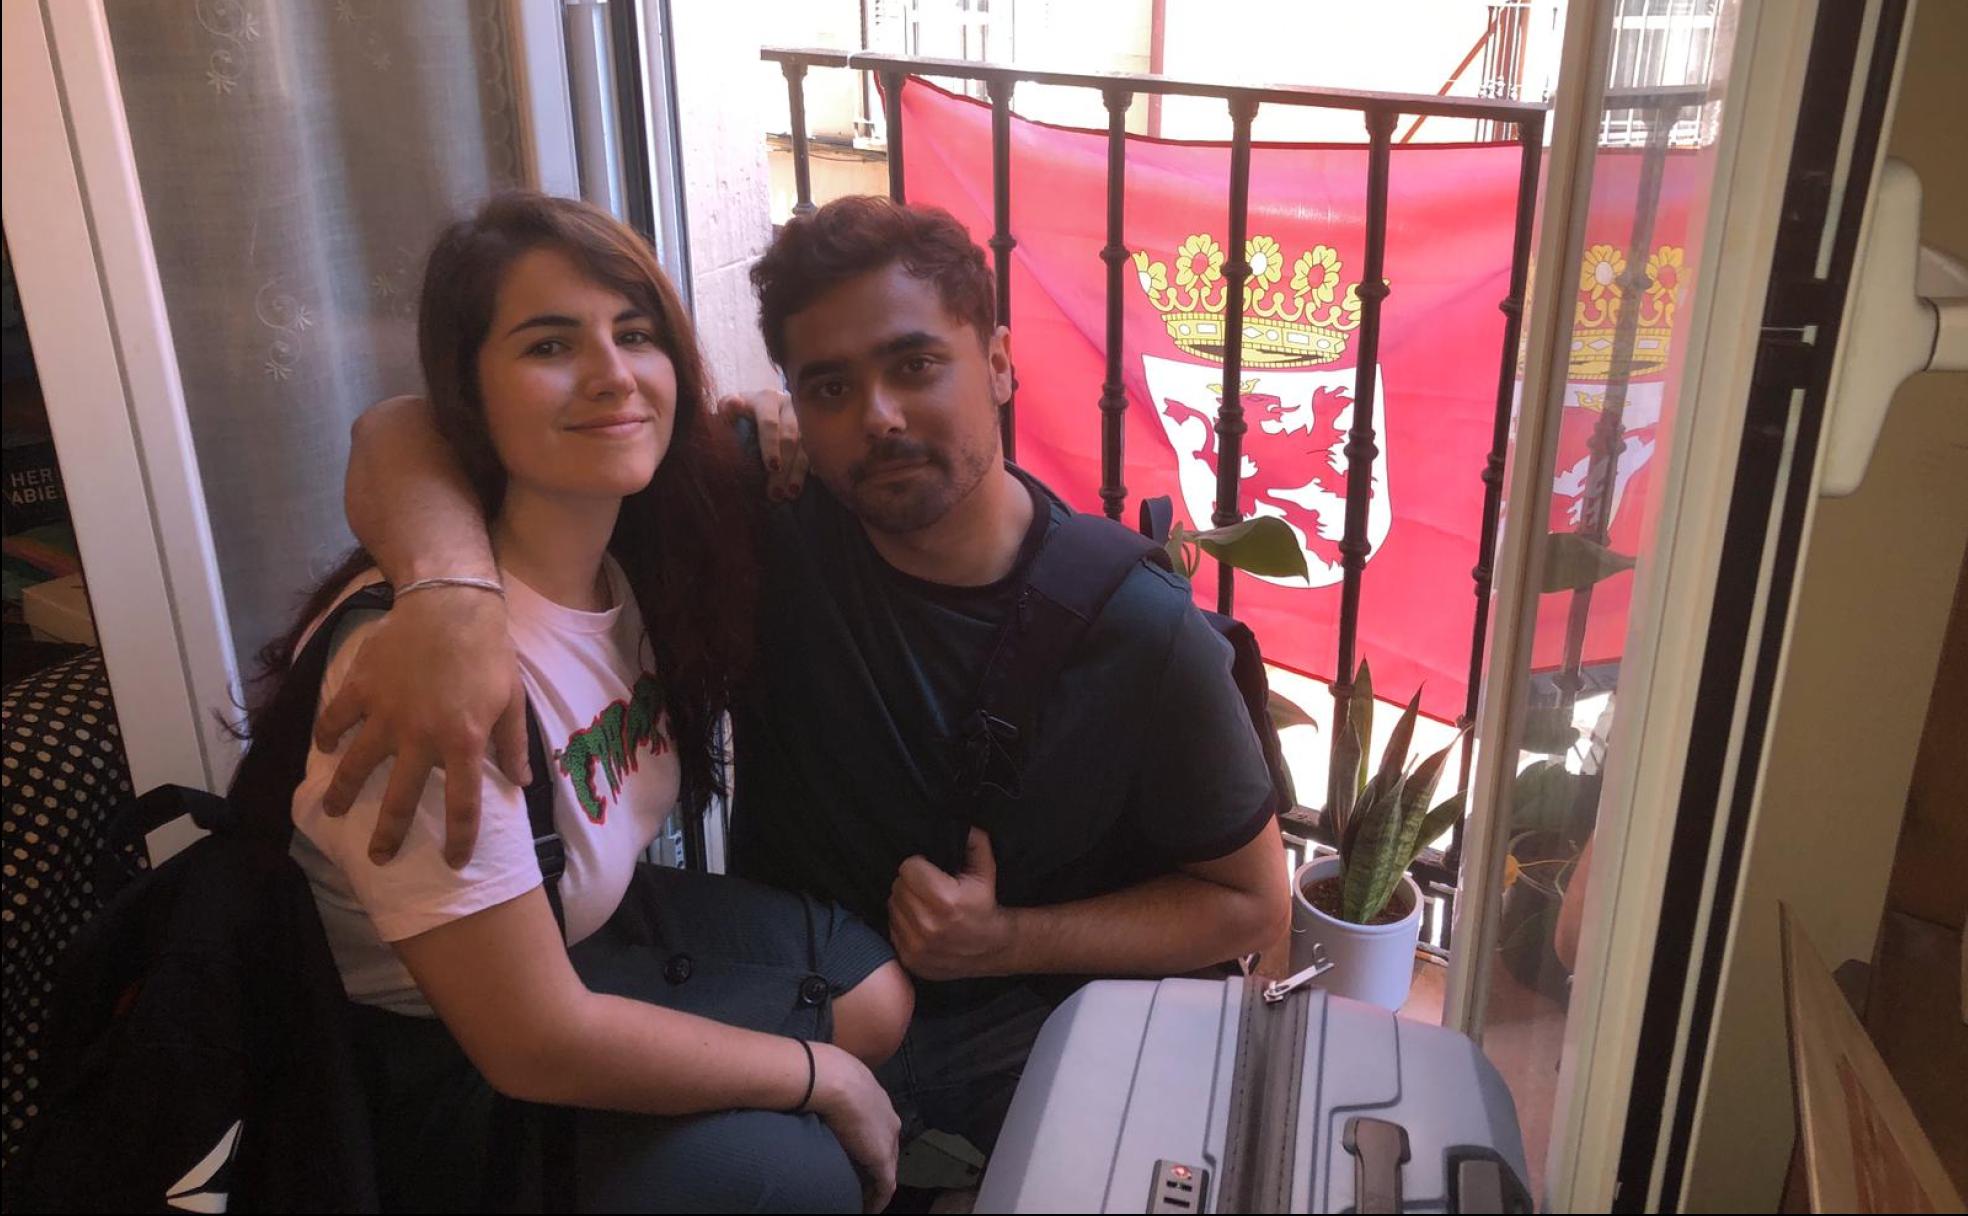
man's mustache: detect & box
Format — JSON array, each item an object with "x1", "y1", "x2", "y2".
[{"x1": 849, "y1": 436, "x2": 939, "y2": 484}]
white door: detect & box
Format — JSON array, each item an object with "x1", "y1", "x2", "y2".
[{"x1": 1436, "y1": 0, "x2": 1934, "y2": 1209}]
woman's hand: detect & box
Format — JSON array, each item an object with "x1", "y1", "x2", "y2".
[
  {"x1": 313, "y1": 584, "x2": 527, "y2": 867},
  {"x1": 807, "y1": 1041, "x2": 900, "y2": 1212},
  {"x1": 716, "y1": 389, "x2": 807, "y2": 501}
]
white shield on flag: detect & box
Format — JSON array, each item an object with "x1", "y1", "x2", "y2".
[
  {"x1": 1549, "y1": 380, "x2": 1663, "y2": 530},
  {"x1": 1142, "y1": 353, "x2": 1393, "y2": 588}
]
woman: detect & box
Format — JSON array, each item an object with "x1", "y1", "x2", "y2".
[{"x1": 234, "y1": 193, "x2": 909, "y2": 1212}]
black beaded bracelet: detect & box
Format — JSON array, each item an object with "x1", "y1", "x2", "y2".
[{"x1": 788, "y1": 1039, "x2": 816, "y2": 1114}]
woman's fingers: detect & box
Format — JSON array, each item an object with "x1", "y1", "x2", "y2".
[
  {"x1": 865, "y1": 1155, "x2": 897, "y2": 1213},
  {"x1": 785, "y1": 444, "x2": 810, "y2": 499}
]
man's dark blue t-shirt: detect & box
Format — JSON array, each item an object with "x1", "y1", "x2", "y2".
[{"x1": 729, "y1": 466, "x2": 1274, "y2": 1002}]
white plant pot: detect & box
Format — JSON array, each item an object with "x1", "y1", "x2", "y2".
[{"x1": 1289, "y1": 855, "x2": 1422, "y2": 1011}]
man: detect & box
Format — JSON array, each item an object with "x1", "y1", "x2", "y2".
[{"x1": 326, "y1": 195, "x2": 1287, "y2": 1154}]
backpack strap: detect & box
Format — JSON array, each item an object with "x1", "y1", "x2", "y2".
[
  {"x1": 226, "y1": 583, "x2": 402, "y2": 848},
  {"x1": 522, "y1": 703, "x2": 569, "y2": 940},
  {"x1": 949, "y1": 513, "x2": 1171, "y2": 871},
  {"x1": 289, "y1": 584, "x2": 397, "y2": 721},
  {"x1": 1138, "y1": 495, "x2": 1176, "y2": 546}
]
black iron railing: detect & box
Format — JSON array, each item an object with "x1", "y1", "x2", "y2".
[{"x1": 763, "y1": 46, "x2": 1699, "y2": 946}]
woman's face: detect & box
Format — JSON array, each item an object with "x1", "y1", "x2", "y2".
[{"x1": 476, "y1": 247, "x2": 678, "y2": 504}]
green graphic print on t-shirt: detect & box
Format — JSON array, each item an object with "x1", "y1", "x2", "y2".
[{"x1": 556, "y1": 673, "x2": 667, "y2": 823}]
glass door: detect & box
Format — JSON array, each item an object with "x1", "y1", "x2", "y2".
[{"x1": 1439, "y1": 0, "x2": 1918, "y2": 1208}]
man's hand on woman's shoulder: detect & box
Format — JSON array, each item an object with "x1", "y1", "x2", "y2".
[{"x1": 314, "y1": 583, "x2": 527, "y2": 869}]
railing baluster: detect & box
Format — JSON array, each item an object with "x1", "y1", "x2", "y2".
[
  {"x1": 781, "y1": 60, "x2": 817, "y2": 219},
  {"x1": 1330, "y1": 108, "x2": 1397, "y2": 735},
  {"x1": 989, "y1": 76, "x2": 1018, "y2": 459},
  {"x1": 881, "y1": 71, "x2": 907, "y2": 203},
  {"x1": 1451, "y1": 112, "x2": 1547, "y2": 872},
  {"x1": 1098, "y1": 86, "x2": 1134, "y2": 522},
  {"x1": 1213, "y1": 96, "x2": 1259, "y2": 616},
  {"x1": 1555, "y1": 99, "x2": 1676, "y2": 706}
]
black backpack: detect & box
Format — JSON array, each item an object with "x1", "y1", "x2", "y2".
[
  {"x1": 3, "y1": 584, "x2": 397, "y2": 1212},
  {"x1": 6, "y1": 586, "x2": 573, "y2": 1214},
  {"x1": 950, "y1": 495, "x2": 1295, "y2": 869},
  {"x1": 4, "y1": 783, "x2": 379, "y2": 1213}
]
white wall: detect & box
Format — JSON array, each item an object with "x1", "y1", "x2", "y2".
[
  {"x1": 670, "y1": 0, "x2": 779, "y2": 394},
  {"x1": 755, "y1": 0, "x2": 866, "y2": 141}
]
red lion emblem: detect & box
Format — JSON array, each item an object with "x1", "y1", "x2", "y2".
[{"x1": 1161, "y1": 383, "x2": 1361, "y2": 570}]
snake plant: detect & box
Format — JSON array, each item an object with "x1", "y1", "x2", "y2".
[{"x1": 1324, "y1": 660, "x2": 1467, "y2": 924}]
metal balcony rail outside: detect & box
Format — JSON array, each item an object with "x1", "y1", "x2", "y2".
[{"x1": 763, "y1": 45, "x2": 1705, "y2": 946}]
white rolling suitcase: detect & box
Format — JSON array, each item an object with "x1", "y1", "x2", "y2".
[{"x1": 975, "y1": 977, "x2": 1531, "y2": 1213}]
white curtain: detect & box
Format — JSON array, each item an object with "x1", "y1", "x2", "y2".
[{"x1": 105, "y1": 0, "x2": 524, "y2": 665}]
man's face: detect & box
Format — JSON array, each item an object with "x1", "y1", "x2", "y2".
[{"x1": 780, "y1": 263, "x2": 1012, "y2": 534}]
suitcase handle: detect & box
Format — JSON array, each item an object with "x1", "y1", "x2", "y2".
[{"x1": 1344, "y1": 1117, "x2": 1410, "y2": 1214}]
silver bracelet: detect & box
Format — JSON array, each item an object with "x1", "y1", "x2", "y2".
[{"x1": 394, "y1": 575, "x2": 505, "y2": 599}]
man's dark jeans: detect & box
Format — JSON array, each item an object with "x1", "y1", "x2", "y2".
[{"x1": 875, "y1": 981, "x2": 1057, "y2": 1157}]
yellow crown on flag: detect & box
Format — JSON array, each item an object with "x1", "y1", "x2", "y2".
[
  {"x1": 1570, "y1": 243, "x2": 1687, "y2": 379},
  {"x1": 1132, "y1": 234, "x2": 1366, "y2": 368}
]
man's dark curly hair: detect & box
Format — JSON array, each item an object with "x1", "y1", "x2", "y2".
[{"x1": 750, "y1": 194, "x2": 997, "y2": 369}]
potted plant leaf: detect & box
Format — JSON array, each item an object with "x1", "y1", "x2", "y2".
[
  {"x1": 1419, "y1": 742, "x2": 1603, "y2": 999},
  {"x1": 1159, "y1": 510, "x2": 1318, "y2": 752},
  {"x1": 1478, "y1": 755, "x2": 1602, "y2": 996},
  {"x1": 1290, "y1": 660, "x2": 1465, "y2": 1010}
]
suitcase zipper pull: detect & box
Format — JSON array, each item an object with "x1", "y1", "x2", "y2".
[{"x1": 1260, "y1": 944, "x2": 1332, "y2": 1004}]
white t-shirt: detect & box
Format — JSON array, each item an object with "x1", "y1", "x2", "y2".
[{"x1": 290, "y1": 558, "x2": 679, "y2": 1015}]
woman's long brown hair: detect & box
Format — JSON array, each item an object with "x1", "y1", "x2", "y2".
[{"x1": 232, "y1": 192, "x2": 758, "y2": 824}]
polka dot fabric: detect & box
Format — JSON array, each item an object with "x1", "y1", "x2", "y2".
[{"x1": 2, "y1": 651, "x2": 139, "y2": 1160}]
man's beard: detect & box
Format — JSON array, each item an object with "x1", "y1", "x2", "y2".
[{"x1": 843, "y1": 434, "x2": 993, "y2": 535}]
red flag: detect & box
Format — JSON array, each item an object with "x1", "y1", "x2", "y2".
[{"x1": 898, "y1": 79, "x2": 1695, "y2": 721}]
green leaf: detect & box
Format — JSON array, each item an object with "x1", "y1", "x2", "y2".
[
  {"x1": 1347, "y1": 661, "x2": 1375, "y2": 800},
  {"x1": 1411, "y1": 795, "x2": 1466, "y2": 866},
  {"x1": 1391, "y1": 734, "x2": 1462, "y2": 871},
  {"x1": 1374, "y1": 688, "x2": 1424, "y2": 798},
  {"x1": 1507, "y1": 759, "x2": 1578, "y2": 835},
  {"x1": 1164, "y1": 526, "x2": 1204, "y2": 581},
  {"x1": 1267, "y1": 690, "x2": 1318, "y2": 733},
  {"x1": 1342, "y1": 789, "x2": 1403, "y2": 923},
  {"x1": 1327, "y1": 719, "x2": 1362, "y2": 858},
  {"x1": 1339, "y1": 768, "x2": 1387, "y2": 865},
  {"x1": 1164, "y1": 529, "x2": 1190, "y2": 579},
  {"x1": 1191, "y1": 516, "x2": 1311, "y2": 581},
  {"x1": 1428, "y1": 788, "x2": 1465, "y2": 829},
  {"x1": 1559, "y1": 769, "x2": 1606, "y2": 845},
  {"x1": 1361, "y1": 776, "x2": 1413, "y2": 921},
  {"x1": 1542, "y1": 532, "x2": 1637, "y2": 593}
]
